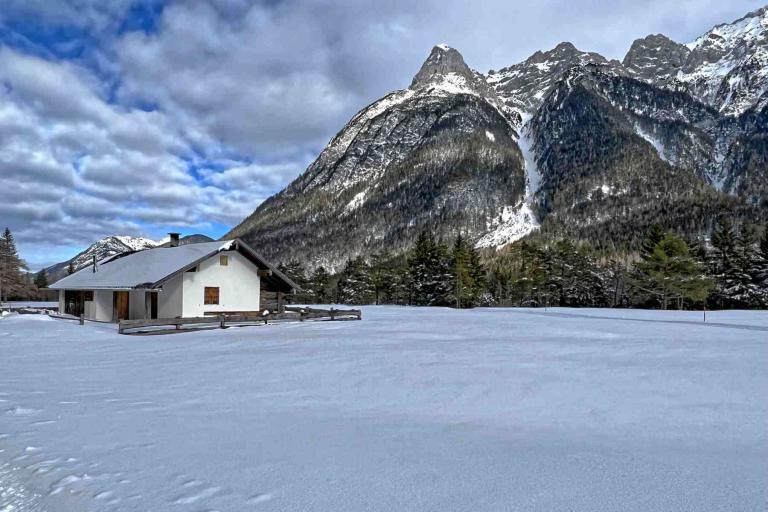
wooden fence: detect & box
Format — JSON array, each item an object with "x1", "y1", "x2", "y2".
[{"x1": 118, "y1": 307, "x2": 361, "y2": 335}]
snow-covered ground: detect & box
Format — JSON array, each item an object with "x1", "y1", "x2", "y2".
[
  {"x1": 1, "y1": 307, "x2": 766, "y2": 511},
  {"x1": 2, "y1": 302, "x2": 58, "y2": 310}
]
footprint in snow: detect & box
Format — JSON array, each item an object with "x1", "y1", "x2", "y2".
[
  {"x1": 172, "y1": 485, "x2": 223, "y2": 504},
  {"x1": 5, "y1": 406, "x2": 41, "y2": 416},
  {"x1": 31, "y1": 419, "x2": 57, "y2": 426},
  {"x1": 93, "y1": 490, "x2": 114, "y2": 500},
  {"x1": 246, "y1": 493, "x2": 272, "y2": 504}
]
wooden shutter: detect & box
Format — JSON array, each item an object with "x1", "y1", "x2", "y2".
[
  {"x1": 204, "y1": 287, "x2": 219, "y2": 305},
  {"x1": 220, "y1": 255, "x2": 229, "y2": 266}
]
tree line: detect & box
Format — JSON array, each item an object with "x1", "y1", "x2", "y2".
[
  {"x1": 279, "y1": 221, "x2": 768, "y2": 310},
  {"x1": 0, "y1": 227, "x2": 50, "y2": 303}
]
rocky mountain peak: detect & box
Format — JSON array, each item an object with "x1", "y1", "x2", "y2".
[
  {"x1": 410, "y1": 44, "x2": 475, "y2": 89},
  {"x1": 623, "y1": 33, "x2": 690, "y2": 82},
  {"x1": 488, "y1": 41, "x2": 622, "y2": 112}
]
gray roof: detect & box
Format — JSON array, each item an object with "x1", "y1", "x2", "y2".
[{"x1": 50, "y1": 241, "x2": 236, "y2": 290}]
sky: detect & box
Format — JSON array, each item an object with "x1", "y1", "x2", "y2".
[{"x1": 0, "y1": 0, "x2": 764, "y2": 269}]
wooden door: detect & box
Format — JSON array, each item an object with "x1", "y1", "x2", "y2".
[
  {"x1": 114, "y1": 291, "x2": 129, "y2": 321},
  {"x1": 150, "y1": 292, "x2": 158, "y2": 319}
]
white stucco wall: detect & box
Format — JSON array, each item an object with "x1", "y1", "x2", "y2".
[
  {"x1": 158, "y1": 274, "x2": 183, "y2": 319},
  {"x1": 127, "y1": 290, "x2": 147, "y2": 320},
  {"x1": 91, "y1": 290, "x2": 113, "y2": 322},
  {"x1": 181, "y1": 251, "x2": 260, "y2": 317},
  {"x1": 62, "y1": 289, "x2": 112, "y2": 322}
]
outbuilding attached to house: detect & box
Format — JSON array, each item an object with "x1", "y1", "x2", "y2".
[{"x1": 49, "y1": 238, "x2": 297, "y2": 322}]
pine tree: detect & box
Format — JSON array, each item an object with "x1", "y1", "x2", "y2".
[
  {"x1": 0, "y1": 228, "x2": 28, "y2": 303},
  {"x1": 467, "y1": 243, "x2": 487, "y2": 306},
  {"x1": 337, "y1": 257, "x2": 374, "y2": 305},
  {"x1": 308, "y1": 266, "x2": 331, "y2": 304},
  {"x1": 752, "y1": 227, "x2": 768, "y2": 307},
  {"x1": 736, "y1": 224, "x2": 762, "y2": 307},
  {"x1": 34, "y1": 269, "x2": 49, "y2": 289},
  {"x1": 408, "y1": 232, "x2": 452, "y2": 306},
  {"x1": 760, "y1": 227, "x2": 768, "y2": 261},
  {"x1": 67, "y1": 262, "x2": 75, "y2": 275},
  {"x1": 633, "y1": 233, "x2": 711, "y2": 309},
  {"x1": 641, "y1": 223, "x2": 666, "y2": 259},
  {"x1": 450, "y1": 235, "x2": 474, "y2": 308},
  {"x1": 711, "y1": 219, "x2": 753, "y2": 308},
  {"x1": 369, "y1": 252, "x2": 403, "y2": 305},
  {"x1": 278, "y1": 260, "x2": 309, "y2": 303}
]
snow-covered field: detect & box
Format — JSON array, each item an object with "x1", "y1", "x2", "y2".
[
  {"x1": 1, "y1": 307, "x2": 766, "y2": 511},
  {"x1": 1, "y1": 303, "x2": 57, "y2": 310}
]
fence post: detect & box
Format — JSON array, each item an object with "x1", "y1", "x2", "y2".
[
  {"x1": 330, "y1": 308, "x2": 335, "y2": 321},
  {"x1": 300, "y1": 309, "x2": 305, "y2": 322},
  {"x1": 79, "y1": 314, "x2": 84, "y2": 325},
  {"x1": 219, "y1": 314, "x2": 226, "y2": 329}
]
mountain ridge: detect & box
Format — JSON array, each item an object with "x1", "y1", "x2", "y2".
[{"x1": 226, "y1": 6, "x2": 768, "y2": 270}]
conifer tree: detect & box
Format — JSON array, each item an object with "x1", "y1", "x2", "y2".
[
  {"x1": 633, "y1": 232, "x2": 711, "y2": 309},
  {"x1": 278, "y1": 260, "x2": 309, "y2": 303},
  {"x1": 752, "y1": 226, "x2": 768, "y2": 307},
  {"x1": 369, "y1": 252, "x2": 400, "y2": 305},
  {"x1": 711, "y1": 219, "x2": 754, "y2": 308},
  {"x1": 641, "y1": 223, "x2": 666, "y2": 259},
  {"x1": 337, "y1": 257, "x2": 373, "y2": 304},
  {"x1": 467, "y1": 243, "x2": 487, "y2": 305},
  {"x1": 0, "y1": 228, "x2": 28, "y2": 302},
  {"x1": 34, "y1": 269, "x2": 49, "y2": 289},
  {"x1": 450, "y1": 235, "x2": 473, "y2": 308},
  {"x1": 308, "y1": 266, "x2": 331, "y2": 304},
  {"x1": 737, "y1": 224, "x2": 762, "y2": 307},
  {"x1": 408, "y1": 232, "x2": 452, "y2": 306},
  {"x1": 760, "y1": 227, "x2": 768, "y2": 261}
]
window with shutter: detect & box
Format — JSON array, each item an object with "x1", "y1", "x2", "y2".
[
  {"x1": 220, "y1": 255, "x2": 229, "y2": 266},
  {"x1": 204, "y1": 287, "x2": 220, "y2": 305}
]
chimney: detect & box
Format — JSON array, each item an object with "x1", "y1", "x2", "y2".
[
  {"x1": 92, "y1": 255, "x2": 97, "y2": 273},
  {"x1": 169, "y1": 233, "x2": 180, "y2": 247}
]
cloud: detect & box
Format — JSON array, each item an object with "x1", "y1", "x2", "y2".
[{"x1": 0, "y1": 0, "x2": 762, "y2": 268}]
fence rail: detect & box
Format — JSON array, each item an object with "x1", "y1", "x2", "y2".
[{"x1": 118, "y1": 307, "x2": 361, "y2": 334}]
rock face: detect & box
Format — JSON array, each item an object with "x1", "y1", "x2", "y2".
[
  {"x1": 679, "y1": 7, "x2": 768, "y2": 115},
  {"x1": 623, "y1": 34, "x2": 690, "y2": 82},
  {"x1": 228, "y1": 7, "x2": 768, "y2": 269},
  {"x1": 488, "y1": 42, "x2": 624, "y2": 111},
  {"x1": 621, "y1": 7, "x2": 768, "y2": 116}
]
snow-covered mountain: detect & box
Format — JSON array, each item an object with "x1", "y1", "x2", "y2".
[
  {"x1": 228, "y1": 44, "x2": 530, "y2": 269},
  {"x1": 228, "y1": 7, "x2": 768, "y2": 268},
  {"x1": 488, "y1": 42, "x2": 625, "y2": 112},
  {"x1": 47, "y1": 234, "x2": 214, "y2": 283},
  {"x1": 624, "y1": 7, "x2": 768, "y2": 116},
  {"x1": 46, "y1": 236, "x2": 161, "y2": 282}
]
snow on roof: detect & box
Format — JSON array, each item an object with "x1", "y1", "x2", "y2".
[{"x1": 50, "y1": 241, "x2": 234, "y2": 290}]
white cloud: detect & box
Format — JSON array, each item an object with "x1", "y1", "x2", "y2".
[{"x1": 0, "y1": 0, "x2": 762, "y2": 268}]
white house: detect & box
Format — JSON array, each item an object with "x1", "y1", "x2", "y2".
[{"x1": 49, "y1": 237, "x2": 297, "y2": 322}]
